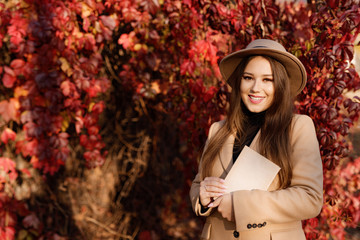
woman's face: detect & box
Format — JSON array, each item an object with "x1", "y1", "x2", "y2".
[{"x1": 240, "y1": 56, "x2": 275, "y2": 113}]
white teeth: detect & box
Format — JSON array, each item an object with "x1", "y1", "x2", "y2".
[{"x1": 249, "y1": 96, "x2": 264, "y2": 100}]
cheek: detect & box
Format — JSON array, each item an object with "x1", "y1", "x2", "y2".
[
  {"x1": 240, "y1": 84, "x2": 249, "y2": 101},
  {"x1": 265, "y1": 84, "x2": 275, "y2": 98},
  {"x1": 239, "y1": 81, "x2": 249, "y2": 94}
]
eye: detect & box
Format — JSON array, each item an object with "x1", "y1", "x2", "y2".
[
  {"x1": 263, "y1": 78, "x2": 274, "y2": 82},
  {"x1": 242, "y1": 75, "x2": 253, "y2": 81}
]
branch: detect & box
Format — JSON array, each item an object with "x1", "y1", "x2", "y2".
[{"x1": 85, "y1": 216, "x2": 134, "y2": 239}]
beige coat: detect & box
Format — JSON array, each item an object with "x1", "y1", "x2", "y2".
[{"x1": 190, "y1": 114, "x2": 323, "y2": 240}]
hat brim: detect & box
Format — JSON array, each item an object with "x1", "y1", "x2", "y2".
[{"x1": 219, "y1": 48, "x2": 307, "y2": 96}]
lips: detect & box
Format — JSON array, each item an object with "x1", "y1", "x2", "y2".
[{"x1": 248, "y1": 95, "x2": 265, "y2": 104}]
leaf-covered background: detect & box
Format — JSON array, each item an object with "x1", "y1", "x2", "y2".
[{"x1": 0, "y1": 0, "x2": 359, "y2": 239}]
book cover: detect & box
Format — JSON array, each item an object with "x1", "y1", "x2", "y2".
[{"x1": 224, "y1": 146, "x2": 280, "y2": 192}]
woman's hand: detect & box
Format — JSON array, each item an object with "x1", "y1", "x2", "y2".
[
  {"x1": 209, "y1": 193, "x2": 234, "y2": 222},
  {"x1": 199, "y1": 177, "x2": 227, "y2": 207}
]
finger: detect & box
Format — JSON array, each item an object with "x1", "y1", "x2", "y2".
[
  {"x1": 200, "y1": 187, "x2": 224, "y2": 199},
  {"x1": 208, "y1": 195, "x2": 223, "y2": 208},
  {"x1": 202, "y1": 178, "x2": 227, "y2": 192},
  {"x1": 204, "y1": 186, "x2": 228, "y2": 195},
  {"x1": 204, "y1": 177, "x2": 226, "y2": 187},
  {"x1": 204, "y1": 177, "x2": 225, "y2": 182},
  {"x1": 206, "y1": 191, "x2": 224, "y2": 198}
]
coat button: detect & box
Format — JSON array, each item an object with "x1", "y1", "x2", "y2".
[
  {"x1": 263, "y1": 222, "x2": 267, "y2": 227},
  {"x1": 258, "y1": 223, "x2": 263, "y2": 228},
  {"x1": 233, "y1": 231, "x2": 239, "y2": 238},
  {"x1": 252, "y1": 223, "x2": 257, "y2": 228},
  {"x1": 247, "y1": 224, "x2": 252, "y2": 229}
]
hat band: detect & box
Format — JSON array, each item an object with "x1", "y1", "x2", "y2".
[{"x1": 252, "y1": 46, "x2": 266, "y2": 48}]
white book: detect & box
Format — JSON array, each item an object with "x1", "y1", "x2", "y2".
[{"x1": 224, "y1": 146, "x2": 280, "y2": 192}]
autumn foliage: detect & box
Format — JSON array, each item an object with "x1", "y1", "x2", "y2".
[{"x1": 0, "y1": 0, "x2": 359, "y2": 239}]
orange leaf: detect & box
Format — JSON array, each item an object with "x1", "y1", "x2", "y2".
[{"x1": 0, "y1": 98, "x2": 19, "y2": 122}]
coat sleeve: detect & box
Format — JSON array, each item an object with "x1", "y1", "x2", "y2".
[
  {"x1": 189, "y1": 120, "x2": 224, "y2": 217},
  {"x1": 232, "y1": 115, "x2": 323, "y2": 231}
]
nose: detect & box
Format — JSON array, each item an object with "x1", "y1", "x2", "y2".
[{"x1": 250, "y1": 78, "x2": 261, "y2": 92}]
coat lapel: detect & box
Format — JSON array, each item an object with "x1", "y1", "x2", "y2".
[
  {"x1": 249, "y1": 130, "x2": 261, "y2": 151},
  {"x1": 218, "y1": 129, "x2": 261, "y2": 176}
]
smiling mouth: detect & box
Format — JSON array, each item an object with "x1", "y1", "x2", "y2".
[{"x1": 249, "y1": 95, "x2": 265, "y2": 103}]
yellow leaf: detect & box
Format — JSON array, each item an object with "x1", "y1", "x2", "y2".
[
  {"x1": 17, "y1": 229, "x2": 28, "y2": 240},
  {"x1": 142, "y1": 44, "x2": 148, "y2": 51},
  {"x1": 151, "y1": 82, "x2": 161, "y2": 94},
  {"x1": 61, "y1": 118, "x2": 70, "y2": 132},
  {"x1": 75, "y1": 31, "x2": 83, "y2": 39},
  {"x1": 14, "y1": 86, "x2": 29, "y2": 98},
  {"x1": 94, "y1": 21, "x2": 101, "y2": 33},
  {"x1": 59, "y1": 57, "x2": 73, "y2": 76},
  {"x1": 81, "y1": 3, "x2": 92, "y2": 18},
  {"x1": 19, "y1": 1, "x2": 30, "y2": 10},
  {"x1": 294, "y1": 49, "x2": 302, "y2": 58},
  {"x1": 88, "y1": 102, "x2": 95, "y2": 112},
  {"x1": 306, "y1": 41, "x2": 313, "y2": 51},
  {"x1": 134, "y1": 43, "x2": 142, "y2": 51},
  {"x1": 60, "y1": 111, "x2": 71, "y2": 132}
]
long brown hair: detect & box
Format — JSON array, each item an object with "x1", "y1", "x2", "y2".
[{"x1": 200, "y1": 55, "x2": 294, "y2": 189}]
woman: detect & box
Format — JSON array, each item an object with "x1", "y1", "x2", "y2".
[{"x1": 189, "y1": 39, "x2": 323, "y2": 240}]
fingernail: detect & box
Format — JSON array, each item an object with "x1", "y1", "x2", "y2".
[{"x1": 208, "y1": 203, "x2": 213, "y2": 207}]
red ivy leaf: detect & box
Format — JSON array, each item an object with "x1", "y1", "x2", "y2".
[
  {"x1": 60, "y1": 80, "x2": 72, "y2": 96},
  {"x1": 0, "y1": 157, "x2": 17, "y2": 181},
  {"x1": 2, "y1": 66, "x2": 16, "y2": 88},
  {"x1": 190, "y1": 79, "x2": 204, "y2": 96},
  {"x1": 20, "y1": 140, "x2": 38, "y2": 157},
  {"x1": 180, "y1": 59, "x2": 196, "y2": 76},
  {"x1": 90, "y1": 101, "x2": 105, "y2": 114},
  {"x1": 0, "y1": 226, "x2": 15, "y2": 240},
  {"x1": 138, "y1": 231, "x2": 152, "y2": 240},
  {"x1": 2, "y1": 73, "x2": 17, "y2": 88},
  {"x1": 20, "y1": 168, "x2": 31, "y2": 177},
  {"x1": 22, "y1": 213, "x2": 41, "y2": 229},
  {"x1": 118, "y1": 32, "x2": 135, "y2": 50},
  {"x1": 10, "y1": 59, "x2": 25, "y2": 69},
  {"x1": 1, "y1": 128, "x2": 16, "y2": 144},
  {"x1": 203, "y1": 86, "x2": 217, "y2": 103},
  {"x1": 99, "y1": 15, "x2": 116, "y2": 31}
]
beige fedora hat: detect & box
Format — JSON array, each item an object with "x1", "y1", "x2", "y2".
[{"x1": 219, "y1": 39, "x2": 307, "y2": 96}]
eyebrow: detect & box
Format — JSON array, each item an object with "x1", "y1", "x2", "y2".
[{"x1": 243, "y1": 72, "x2": 273, "y2": 77}]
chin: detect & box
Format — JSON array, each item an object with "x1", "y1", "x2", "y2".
[
  {"x1": 248, "y1": 109, "x2": 263, "y2": 113},
  {"x1": 245, "y1": 104, "x2": 267, "y2": 113}
]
